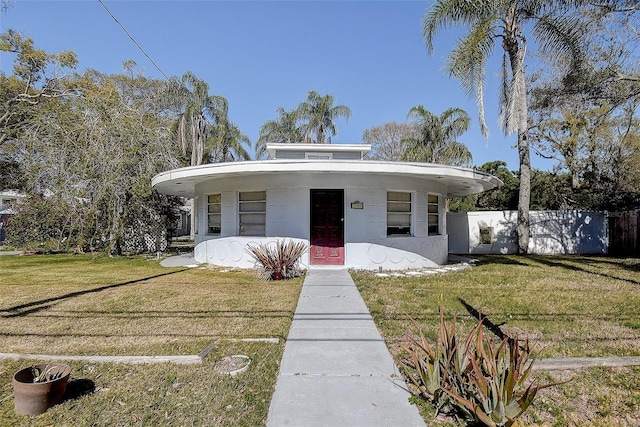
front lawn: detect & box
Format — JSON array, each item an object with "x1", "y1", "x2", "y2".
[
  {"x1": 0, "y1": 254, "x2": 303, "y2": 426},
  {"x1": 352, "y1": 255, "x2": 640, "y2": 426}
]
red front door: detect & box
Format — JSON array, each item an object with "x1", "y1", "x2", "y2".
[{"x1": 310, "y1": 189, "x2": 344, "y2": 265}]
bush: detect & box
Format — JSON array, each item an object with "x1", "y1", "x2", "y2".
[
  {"x1": 397, "y1": 310, "x2": 568, "y2": 426},
  {"x1": 6, "y1": 196, "x2": 88, "y2": 252},
  {"x1": 246, "y1": 240, "x2": 307, "y2": 280}
]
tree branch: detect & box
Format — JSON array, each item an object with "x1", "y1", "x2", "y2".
[{"x1": 617, "y1": 73, "x2": 640, "y2": 82}]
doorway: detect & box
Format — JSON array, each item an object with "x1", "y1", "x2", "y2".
[{"x1": 310, "y1": 189, "x2": 344, "y2": 265}]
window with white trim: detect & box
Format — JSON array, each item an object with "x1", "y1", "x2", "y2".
[
  {"x1": 387, "y1": 191, "x2": 411, "y2": 236},
  {"x1": 207, "y1": 194, "x2": 221, "y2": 235},
  {"x1": 239, "y1": 191, "x2": 266, "y2": 236},
  {"x1": 428, "y1": 194, "x2": 440, "y2": 235}
]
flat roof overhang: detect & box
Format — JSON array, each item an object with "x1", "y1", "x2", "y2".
[{"x1": 151, "y1": 160, "x2": 502, "y2": 198}]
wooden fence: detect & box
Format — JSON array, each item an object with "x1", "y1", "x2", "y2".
[{"x1": 608, "y1": 211, "x2": 639, "y2": 256}]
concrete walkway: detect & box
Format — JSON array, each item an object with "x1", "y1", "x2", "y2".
[
  {"x1": 159, "y1": 253, "x2": 199, "y2": 268},
  {"x1": 0, "y1": 250, "x2": 21, "y2": 255},
  {"x1": 267, "y1": 269, "x2": 425, "y2": 427}
]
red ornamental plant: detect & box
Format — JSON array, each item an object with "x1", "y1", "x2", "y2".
[{"x1": 246, "y1": 240, "x2": 307, "y2": 280}]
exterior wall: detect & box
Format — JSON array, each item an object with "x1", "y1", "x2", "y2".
[
  {"x1": 195, "y1": 237, "x2": 310, "y2": 268},
  {"x1": 447, "y1": 211, "x2": 608, "y2": 255},
  {"x1": 193, "y1": 172, "x2": 449, "y2": 269}
]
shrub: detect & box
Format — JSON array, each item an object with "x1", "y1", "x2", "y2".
[
  {"x1": 6, "y1": 196, "x2": 88, "y2": 252},
  {"x1": 397, "y1": 310, "x2": 568, "y2": 426},
  {"x1": 246, "y1": 240, "x2": 307, "y2": 280}
]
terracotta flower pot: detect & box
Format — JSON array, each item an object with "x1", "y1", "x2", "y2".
[{"x1": 13, "y1": 363, "x2": 72, "y2": 416}]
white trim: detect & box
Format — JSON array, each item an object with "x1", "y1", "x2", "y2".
[{"x1": 152, "y1": 160, "x2": 502, "y2": 198}]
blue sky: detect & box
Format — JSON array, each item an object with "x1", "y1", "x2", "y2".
[{"x1": 1, "y1": 0, "x2": 552, "y2": 170}]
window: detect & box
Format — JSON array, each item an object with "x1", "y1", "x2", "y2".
[
  {"x1": 207, "y1": 194, "x2": 221, "y2": 235},
  {"x1": 239, "y1": 191, "x2": 266, "y2": 236},
  {"x1": 479, "y1": 226, "x2": 494, "y2": 244},
  {"x1": 305, "y1": 153, "x2": 332, "y2": 160},
  {"x1": 387, "y1": 191, "x2": 411, "y2": 236},
  {"x1": 1, "y1": 199, "x2": 15, "y2": 210},
  {"x1": 428, "y1": 194, "x2": 440, "y2": 235}
]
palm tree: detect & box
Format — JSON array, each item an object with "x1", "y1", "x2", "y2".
[
  {"x1": 402, "y1": 105, "x2": 473, "y2": 166},
  {"x1": 255, "y1": 107, "x2": 303, "y2": 159},
  {"x1": 166, "y1": 71, "x2": 227, "y2": 167},
  {"x1": 210, "y1": 118, "x2": 251, "y2": 163},
  {"x1": 423, "y1": 0, "x2": 585, "y2": 254},
  {"x1": 166, "y1": 71, "x2": 227, "y2": 240},
  {"x1": 298, "y1": 91, "x2": 351, "y2": 144}
]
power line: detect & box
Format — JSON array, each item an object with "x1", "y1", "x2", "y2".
[{"x1": 97, "y1": 0, "x2": 170, "y2": 80}]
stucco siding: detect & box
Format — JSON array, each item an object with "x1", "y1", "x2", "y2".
[
  {"x1": 191, "y1": 172, "x2": 452, "y2": 269},
  {"x1": 195, "y1": 237, "x2": 310, "y2": 268},
  {"x1": 267, "y1": 187, "x2": 309, "y2": 239}
]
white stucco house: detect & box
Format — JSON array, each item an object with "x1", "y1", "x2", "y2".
[{"x1": 151, "y1": 144, "x2": 501, "y2": 270}]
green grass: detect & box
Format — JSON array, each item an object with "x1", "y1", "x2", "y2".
[
  {"x1": 352, "y1": 255, "x2": 640, "y2": 426},
  {"x1": 0, "y1": 254, "x2": 303, "y2": 426},
  {"x1": 353, "y1": 255, "x2": 640, "y2": 358}
]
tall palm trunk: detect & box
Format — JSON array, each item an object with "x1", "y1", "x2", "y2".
[{"x1": 506, "y1": 25, "x2": 531, "y2": 254}]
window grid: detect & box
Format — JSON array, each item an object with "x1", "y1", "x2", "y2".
[
  {"x1": 207, "y1": 194, "x2": 221, "y2": 235},
  {"x1": 239, "y1": 191, "x2": 266, "y2": 236},
  {"x1": 428, "y1": 194, "x2": 440, "y2": 235},
  {"x1": 387, "y1": 191, "x2": 411, "y2": 236}
]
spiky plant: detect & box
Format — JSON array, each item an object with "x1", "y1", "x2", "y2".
[
  {"x1": 397, "y1": 310, "x2": 569, "y2": 426},
  {"x1": 245, "y1": 240, "x2": 307, "y2": 281}
]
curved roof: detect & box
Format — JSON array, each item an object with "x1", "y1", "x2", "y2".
[{"x1": 152, "y1": 160, "x2": 502, "y2": 198}]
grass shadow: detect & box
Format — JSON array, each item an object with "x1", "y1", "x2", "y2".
[
  {"x1": 527, "y1": 256, "x2": 640, "y2": 286},
  {"x1": 0, "y1": 269, "x2": 188, "y2": 318}
]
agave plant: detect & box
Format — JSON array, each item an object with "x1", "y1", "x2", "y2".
[
  {"x1": 397, "y1": 309, "x2": 569, "y2": 426},
  {"x1": 245, "y1": 240, "x2": 307, "y2": 280}
]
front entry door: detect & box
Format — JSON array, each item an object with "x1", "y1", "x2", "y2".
[{"x1": 310, "y1": 189, "x2": 344, "y2": 265}]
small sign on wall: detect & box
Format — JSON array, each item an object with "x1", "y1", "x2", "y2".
[{"x1": 350, "y1": 201, "x2": 364, "y2": 210}]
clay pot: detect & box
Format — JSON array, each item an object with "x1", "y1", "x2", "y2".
[{"x1": 13, "y1": 363, "x2": 72, "y2": 416}]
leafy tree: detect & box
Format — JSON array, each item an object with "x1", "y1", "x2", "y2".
[
  {"x1": 529, "y1": 5, "x2": 640, "y2": 210},
  {"x1": 3, "y1": 41, "x2": 182, "y2": 254},
  {"x1": 450, "y1": 161, "x2": 519, "y2": 212},
  {"x1": 362, "y1": 122, "x2": 416, "y2": 161},
  {"x1": 298, "y1": 91, "x2": 351, "y2": 144},
  {"x1": 255, "y1": 107, "x2": 303, "y2": 159},
  {"x1": 450, "y1": 162, "x2": 580, "y2": 212},
  {"x1": 475, "y1": 161, "x2": 520, "y2": 211},
  {"x1": 423, "y1": 0, "x2": 586, "y2": 253},
  {"x1": 402, "y1": 105, "x2": 472, "y2": 166},
  {"x1": 0, "y1": 30, "x2": 78, "y2": 189}
]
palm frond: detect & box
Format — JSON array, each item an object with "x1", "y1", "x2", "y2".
[
  {"x1": 446, "y1": 19, "x2": 494, "y2": 139},
  {"x1": 423, "y1": 0, "x2": 497, "y2": 53},
  {"x1": 533, "y1": 13, "x2": 586, "y2": 75}
]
